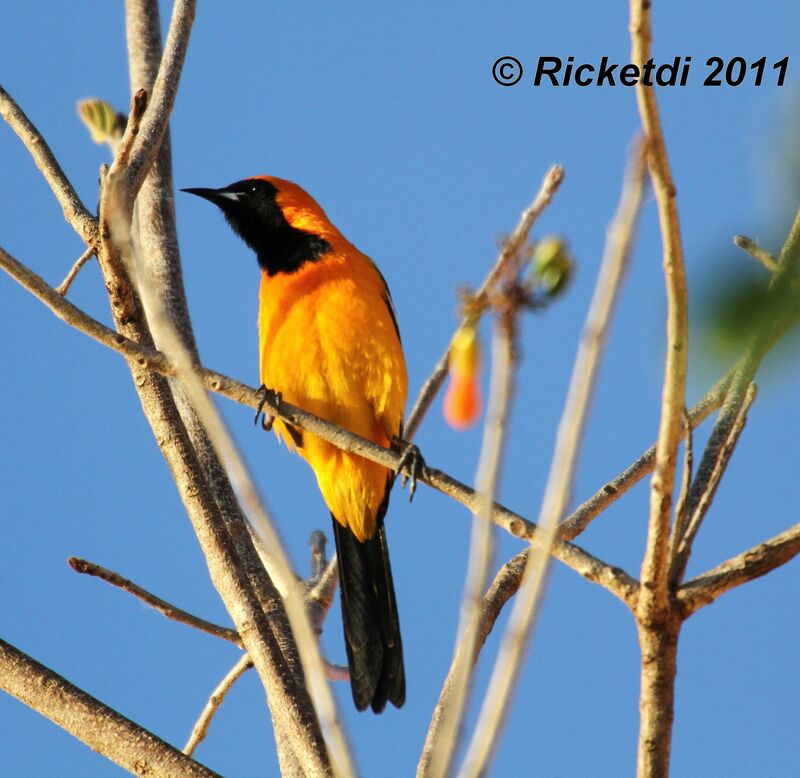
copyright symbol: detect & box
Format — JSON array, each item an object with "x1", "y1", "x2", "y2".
[{"x1": 492, "y1": 56, "x2": 523, "y2": 86}]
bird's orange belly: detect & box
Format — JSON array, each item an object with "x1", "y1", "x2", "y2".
[{"x1": 259, "y1": 273, "x2": 405, "y2": 542}]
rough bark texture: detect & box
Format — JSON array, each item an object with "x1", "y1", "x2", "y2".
[
  {"x1": 0, "y1": 638, "x2": 220, "y2": 777},
  {"x1": 636, "y1": 613, "x2": 680, "y2": 778}
]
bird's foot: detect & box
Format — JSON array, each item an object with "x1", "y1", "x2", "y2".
[
  {"x1": 391, "y1": 437, "x2": 425, "y2": 501},
  {"x1": 254, "y1": 384, "x2": 282, "y2": 431}
]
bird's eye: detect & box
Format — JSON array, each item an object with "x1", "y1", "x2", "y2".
[{"x1": 250, "y1": 183, "x2": 259, "y2": 193}]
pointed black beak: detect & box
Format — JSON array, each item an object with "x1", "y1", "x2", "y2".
[{"x1": 181, "y1": 187, "x2": 241, "y2": 206}]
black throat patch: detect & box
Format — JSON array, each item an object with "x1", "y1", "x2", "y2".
[{"x1": 215, "y1": 179, "x2": 331, "y2": 276}]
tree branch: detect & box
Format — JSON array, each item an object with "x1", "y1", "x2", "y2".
[
  {"x1": 424, "y1": 292, "x2": 520, "y2": 778},
  {"x1": 184, "y1": 653, "x2": 254, "y2": 758},
  {"x1": 678, "y1": 522, "x2": 800, "y2": 617},
  {"x1": 84, "y1": 59, "x2": 333, "y2": 778},
  {"x1": 68, "y1": 553, "x2": 348, "y2": 683},
  {"x1": 0, "y1": 637, "x2": 220, "y2": 776},
  {"x1": 733, "y1": 234, "x2": 779, "y2": 273},
  {"x1": 124, "y1": 0, "x2": 196, "y2": 198},
  {"x1": 459, "y1": 139, "x2": 648, "y2": 777},
  {"x1": 56, "y1": 246, "x2": 96, "y2": 296},
  {"x1": 68, "y1": 557, "x2": 242, "y2": 646},
  {"x1": 417, "y1": 551, "x2": 527, "y2": 778},
  {"x1": 670, "y1": 383, "x2": 756, "y2": 583},
  {"x1": 0, "y1": 85, "x2": 98, "y2": 244},
  {"x1": 405, "y1": 164, "x2": 564, "y2": 440},
  {"x1": 558, "y1": 370, "x2": 732, "y2": 541},
  {"x1": 629, "y1": 4, "x2": 689, "y2": 773},
  {"x1": 630, "y1": 0, "x2": 689, "y2": 629}
]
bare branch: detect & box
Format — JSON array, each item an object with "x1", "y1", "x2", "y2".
[
  {"x1": 670, "y1": 409, "x2": 694, "y2": 557},
  {"x1": 68, "y1": 557, "x2": 241, "y2": 646},
  {"x1": 56, "y1": 247, "x2": 96, "y2": 296},
  {"x1": 629, "y1": 3, "x2": 689, "y2": 772},
  {"x1": 559, "y1": 371, "x2": 732, "y2": 541},
  {"x1": 670, "y1": 384, "x2": 757, "y2": 584},
  {"x1": 67, "y1": 8, "x2": 342, "y2": 765},
  {"x1": 733, "y1": 234, "x2": 779, "y2": 273},
  {"x1": 630, "y1": 0, "x2": 689, "y2": 630},
  {"x1": 678, "y1": 523, "x2": 800, "y2": 617},
  {"x1": 425, "y1": 298, "x2": 519, "y2": 778},
  {"x1": 69, "y1": 553, "x2": 348, "y2": 684},
  {"x1": 115, "y1": 89, "x2": 148, "y2": 170},
  {"x1": 0, "y1": 637, "x2": 220, "y2": 776},
  {"x1": 418, "y1": 551, "x2": 527, "y2": 778},
  {"x1": 184, "y1": 653, "x2": 254, "y2": 758},
  {"x1": 405, "y1": 164, "x2": 564, "y2": 440},
  {"x1": 124, "y1": 0, "x2": 196, "y2": 197},
  {"x1": 460, "y1": 139, "x2": 647, "y2": 777},
  {"x1": 666, "y1": 201, "x2": 800, "y2": 595},
  {"x1": 0, "y1": 85, "x2": 98, "y2": 244},
  {"x1": 101, "y1": 119, "x2": 335, "y2": 778}
]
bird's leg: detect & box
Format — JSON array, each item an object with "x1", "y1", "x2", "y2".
[
  {"x1": 391, "y1": 437, "x2": 425, "y2": 501},
  {"x1": 254, "y1": 384, "x2": 282, "y2": 431}
]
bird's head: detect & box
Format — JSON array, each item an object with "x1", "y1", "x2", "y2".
[{"x1": 182, "y1": 176, "x2": 334, "y2": 275}]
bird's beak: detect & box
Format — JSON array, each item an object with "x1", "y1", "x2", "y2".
[{"x1": 181, "y1": 187, "x2": 242, "y2": 205}]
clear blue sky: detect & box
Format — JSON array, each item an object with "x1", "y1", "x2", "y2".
[{"x1": 2, "y1": 2, "x2": 799, "y2": 775}]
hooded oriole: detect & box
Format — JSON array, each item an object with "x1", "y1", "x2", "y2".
[{"x1": 184, "y1": 177, "x2": 406, "y2": 713}]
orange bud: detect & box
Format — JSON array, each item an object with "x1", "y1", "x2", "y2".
[{"x1": 443, "y1": 324, "x2": 482, "y2": 430}]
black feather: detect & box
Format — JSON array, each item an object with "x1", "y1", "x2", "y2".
[{"x1": 331, "y1": 490, "x2": 405, "y2": 713}]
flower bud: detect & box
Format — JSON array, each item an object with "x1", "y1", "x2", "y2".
[{"x1": 444, "y1": 323, "x2": 482, "y2": 430}]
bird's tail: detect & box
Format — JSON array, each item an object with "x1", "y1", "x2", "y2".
[{"x1": 331, "y1": 504, "x2": 405, "y2": 713}]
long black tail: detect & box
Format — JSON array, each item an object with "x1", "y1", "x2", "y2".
[{"x1": 331, "y1": 510, "x2": 405, "y2": 713}]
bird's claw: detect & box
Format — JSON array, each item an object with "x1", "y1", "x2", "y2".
[
  {"x1": 255, "y1": 384, "x2": 281, "y2": 431},
  {"x1": 392, "y1": 437, "x2": 424, "y2": 502}
]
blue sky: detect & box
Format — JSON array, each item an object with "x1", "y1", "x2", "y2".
[{"x1": 2, "y1": 2, "x2": 799, "y2": 775}]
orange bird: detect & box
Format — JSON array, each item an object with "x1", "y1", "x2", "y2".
[{"x1": 184, "y1": 177, "x2": 407, "y2": 712}]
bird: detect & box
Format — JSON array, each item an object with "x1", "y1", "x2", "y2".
[{"x1": 183, "y1": 176, "x2": 407, "y2": 712}]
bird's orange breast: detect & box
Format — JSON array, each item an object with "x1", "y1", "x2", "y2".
[{"x1": 258, "y1": 245, "x2": 407, "y2": 542}]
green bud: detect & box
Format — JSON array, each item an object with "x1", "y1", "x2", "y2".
[{"x1": 531, "y1": 236, "x2": 573, "y2": 297}]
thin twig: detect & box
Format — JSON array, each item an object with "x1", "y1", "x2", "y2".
[
  {"x1": 422, "y1": 301, "x2": 518, "y2": 778},
  {"x1": 0, "y1": 637, "x2": 221, "y2": 776},
  {"x1": 678, "y1": 522, "x2": 800, "y2": 617},
  {"x1": 184, "y1": 653, "x2": 254, "y2": 757},
  {"x1": 0, "y1": 85, "x2": 98, "y2": 244},
  {"x1": 56, "y1": 247, "x2": 96, "y2": 296},
  {"x1": 124, "y1": 0, "x2": 196, "y2": 197},
  {"x1": 405, "y1": 164, "x2": 564, "y2": 440},
  {"x1": 630, "y1": 0, "x2": 689, "y2": 627},
  {"x1": 630, "y1": 4, "x2": 689, "y2": 773},
  {"x1": 670, "y1": 409, "x2": 694, "y2": 557},
  {"x1": 559, "y1": 370, "x2": 732, "y2": 541},
  {"x1": 0, "y1": 244, "x2": 636, "y2": 609},
  {"x1": 114, "y1": 88, "x2": 147, "y2": 170},
  {"x1": 69, "y1": 554, "x2": 348, "y2": 685},
  {"x1": 418, "y1": 551, "x2": 527, "y2": 778},
  {"x1": 668, "y1": 206, "x2": 800, "y2": 587},
  {"x1": 68, "y1": 557, "x2": 242, "y2": 646},
  {"x1": 733, "y1": 234, "x2": 779, "y2": 273},
  {"x1": 670, "y1": 383, "x2": 757, "y2": 583},
  {"x1": 459, "y1": 138, "x2": 648, "y2": 778}
]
